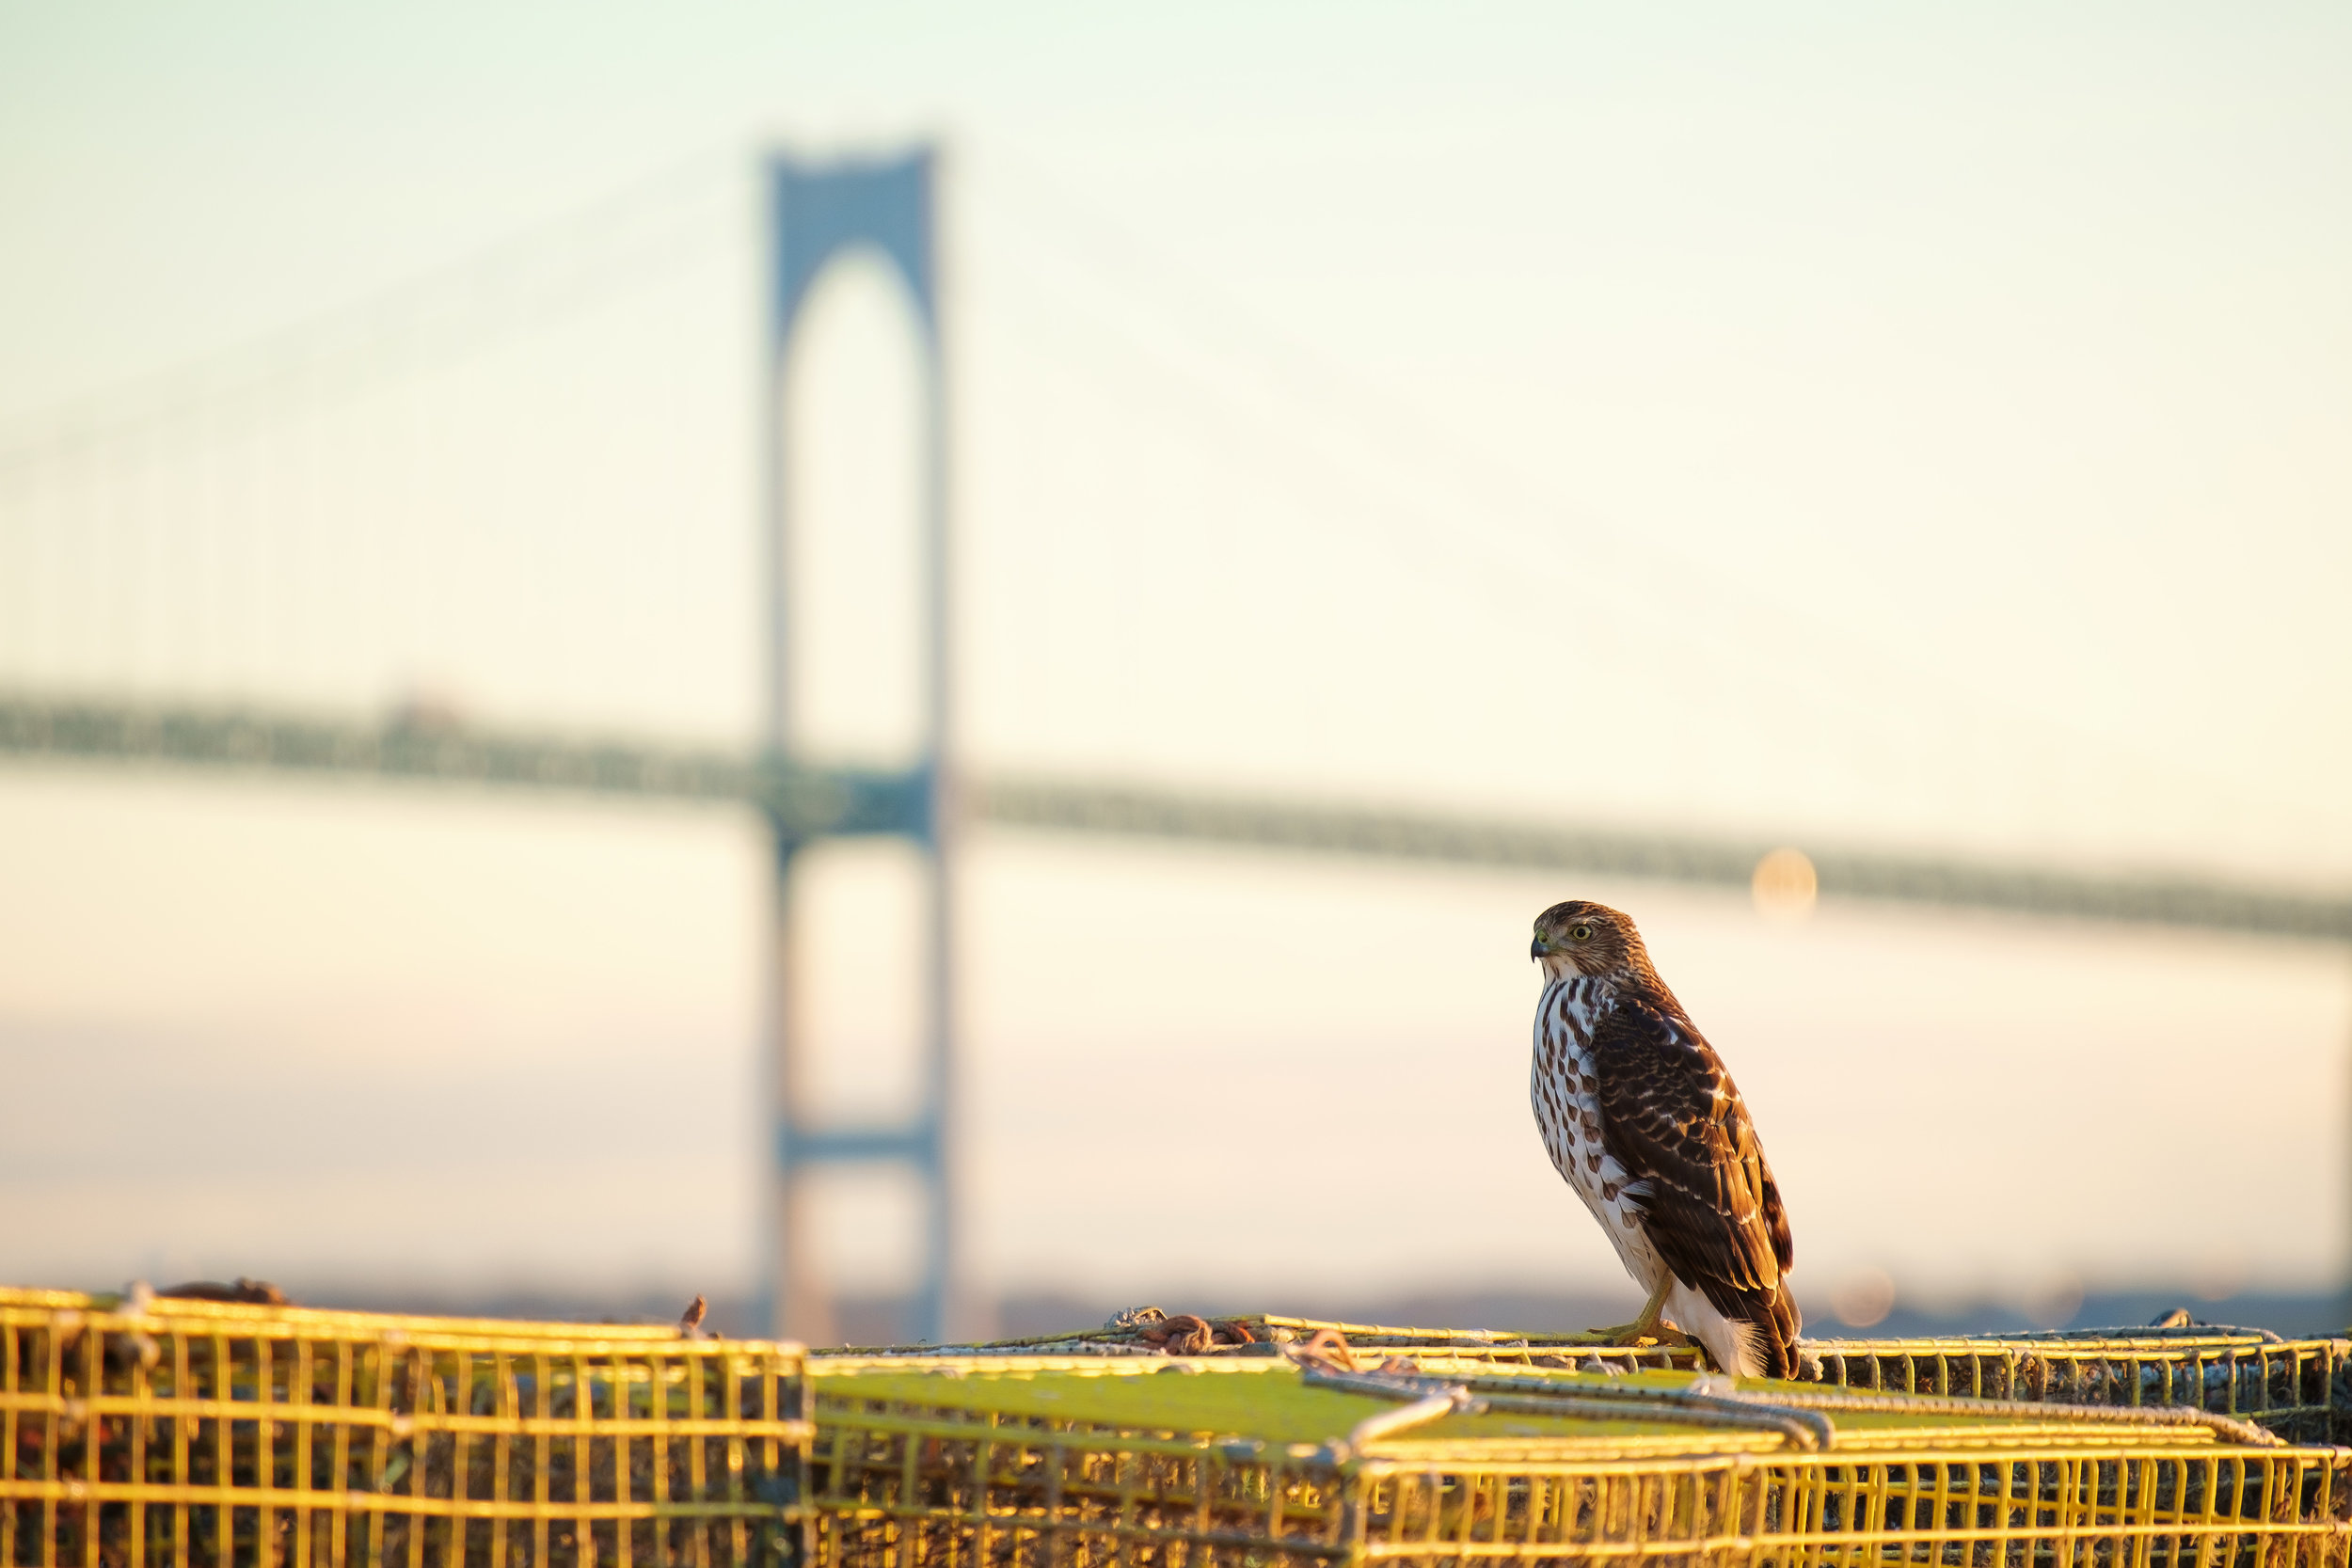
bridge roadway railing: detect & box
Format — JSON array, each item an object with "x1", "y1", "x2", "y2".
[{"x1": 3, "y1": 690, "x2": 2346, "y2": 943}]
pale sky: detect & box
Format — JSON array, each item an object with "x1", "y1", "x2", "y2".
[{"x1": 1, "y1": 2, "x2": 2347, "y2": 1325}]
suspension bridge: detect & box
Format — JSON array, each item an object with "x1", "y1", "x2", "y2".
[{"x1": 3, "y1": 144, "x2": 2345, "y2": 1343}]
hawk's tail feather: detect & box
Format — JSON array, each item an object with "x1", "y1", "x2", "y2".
[
  {"x1": 1688, "y1": 1276, "x2": 1804, "y2": 1381},
  {"x1": 1730, "y1": 1279, "x2": 1804, "y2": 1381}
]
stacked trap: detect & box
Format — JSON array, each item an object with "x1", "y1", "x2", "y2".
[
  {"x1": 880, "y1": 1314, "x2": 2352, "y2": 1445},
  {"x1": 1799, "y1": 1330, "x2": 2352, "y2": 1449},
  {"x1": 1232, "y1": 1318, "x2": 2352, "y2": 1448},
  {"x1": 7, "y1": 1290, "x2": 2347, "y2": 1566},
  {"x1": 806, "y1": 1315, "x2": 2352, "y2": 1567},
  {"x1": 806, "y1": 1354, "x2": 2348, "y2": 1567},
  {"x1": 0, "y1": 1288, "x2": 809, "y2": 1568}
]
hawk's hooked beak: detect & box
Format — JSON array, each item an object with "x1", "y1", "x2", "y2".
[{"x1": 1530, "y1": 936, "x2": 1550, "y2": 960}]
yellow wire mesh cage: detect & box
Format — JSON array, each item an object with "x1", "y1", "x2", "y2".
[
  {"x1": 803, "y1": 1354, "x2": 2352, "y2": 1568},
  {"x1": 949, "y1": 1316, "x2": 2352, "y2": 1447},
  {"x1": 1798, "y1": 1333, "x2": 2352, "y2": 1448},
  {"x1": 0, "y1": 1289, "x2": 810, "y2": 1568}
]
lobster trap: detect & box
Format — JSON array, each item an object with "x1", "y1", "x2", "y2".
[
  {"x1": 0, "y1": 1288, "x2": 810, "y2": 1568},
  {"x1": 1798, "y1": 1332, "x2": 2352, "y2": 1449},
  {"x1": 948, "y1": 1316, "x2": 2352, "y2": 1447},
  {"x1": 804, "y1": 1353, "x2": 2352, "y2": 1568}
]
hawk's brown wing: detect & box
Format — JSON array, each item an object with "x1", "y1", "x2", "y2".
[{"x1": 1591, "y1": 991, "x2": 1797, "y2": 1351}]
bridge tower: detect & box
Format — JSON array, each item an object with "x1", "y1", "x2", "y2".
[{"x1": 761, "y1": 149, "x2": 957, "y2": 1347}]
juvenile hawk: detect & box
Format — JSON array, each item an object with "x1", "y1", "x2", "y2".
[{"x1": 1530, "y1": 900, "x2": 1801, "y2": 1378}]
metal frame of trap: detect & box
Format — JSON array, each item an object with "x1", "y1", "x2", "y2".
[
  {"x1": 1797, "y1": 1332, "x2": 2352, "y2": 1449},
  {"x1": 8, "y1": 1292, "x2": 2352, "y2": 1567},
  {"x1": 888, "y1": 1315, "x2": 2352, "y2": 1449},
  {"x1": 1352, "y1": 1318, "x2": 2352, "y2": 1449},
  {"x1": 803, "y1": 1351, "x2": 2352, "y2": 1568},
  {"x1": 0, "y1": 1290, "x2": 811, "y2": 1568}
]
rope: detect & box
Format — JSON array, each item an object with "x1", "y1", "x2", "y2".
[{"x1": 1135, "y1": 1314, "x2": 1257, "y2": 1354}]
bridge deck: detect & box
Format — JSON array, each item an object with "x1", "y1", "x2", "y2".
[{"x1": 3, "y1": 691, "x2": 2345, "y2": 942}]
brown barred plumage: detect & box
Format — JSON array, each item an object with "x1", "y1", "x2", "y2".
[{"x1": 1530, "y1": 899, "x2": 1801, "y2": 1378}]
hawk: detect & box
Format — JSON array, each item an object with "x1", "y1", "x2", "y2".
[{"x1": 1529, "y1": 900, "x2": 1801, "y2": 1378}]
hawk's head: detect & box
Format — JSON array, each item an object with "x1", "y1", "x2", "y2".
[{"x1": 1530, "y1": 900, "x2": 1665, "y2": 991}]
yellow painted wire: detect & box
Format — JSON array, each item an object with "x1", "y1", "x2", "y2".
[{"x1": 1, "y1": 1291, "x2": 808, "y2": 1568}]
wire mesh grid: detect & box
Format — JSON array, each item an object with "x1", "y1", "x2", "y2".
[
  {"x1": 0, "y1": 1290, "x2": 811, "y2": 1568},
  {"x1": 804, "y1": 1356, "x2": 2352, "y2": 1568},
  {"x1": 1795, "y1": 1335, "x2": 2352, "y2": 1449},
  {"x1": 1026, "y1": 1318, "x2": 2348, "y2": 1447}
]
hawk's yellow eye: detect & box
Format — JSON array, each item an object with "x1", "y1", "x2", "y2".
[{"x1": 1569, "y1": 923, "x2": 1594, "y2": 942}]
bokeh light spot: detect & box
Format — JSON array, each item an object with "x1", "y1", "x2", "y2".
[
  {"x1": 1752, "y1": 847, "x2": 1818, "y2": 921},
  {"x1": 1830, "y1": 1266, "x2": 1895, "y2": 1328}
]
